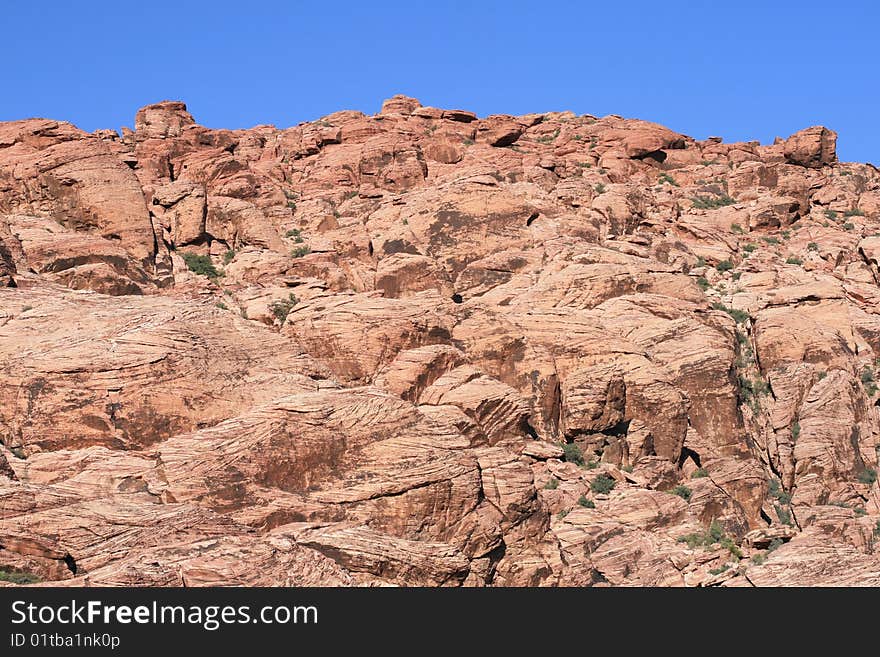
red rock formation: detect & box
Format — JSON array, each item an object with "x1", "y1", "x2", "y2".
[{"x1": 0, "y1": 97, "x2": 878, "y2": 587}]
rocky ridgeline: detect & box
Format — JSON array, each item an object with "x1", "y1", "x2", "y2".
[{"x1": 0, "y1": 95, "x2": 878, "y2": 586}]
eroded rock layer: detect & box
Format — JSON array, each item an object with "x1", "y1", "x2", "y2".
[{"x1": 1, "y1": 97, "x2": 879, "y2": 587}]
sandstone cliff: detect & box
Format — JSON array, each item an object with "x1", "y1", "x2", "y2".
[{"x1": 0, "y1": 96, "x2": 878, "y2": 586}]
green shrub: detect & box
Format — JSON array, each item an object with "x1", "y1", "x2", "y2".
[
  {"x1": 285, "y1": 228, "x2": 305, "y2": 243},
  {"x1": 691, "y1": 195, "x2": 737, "y2": 209},
  {"x1": 577, "y1": 495, "x2": 595, "y2": 508},
  {"x1": 742, "y1": 243, "x2": 757, "y2": 253},
  {"x1": 658, "y1": 173, "x2": 678, "y2": 186},
  {"x1": 843, "y1": 222, "x2": 855, "y2": 231},
  {"x1": 590, "y1": 474, "x2": 616, "y2": 494},
  {"x1": 854, "y1": 506, "x2": 867, "y2": 517},
  {"x1": 739, "y1": 375, "x2": 770, "y2": 410},
  {"x1": 712, "y1": 302, "x2": 749, "y2": 324},
  {"x1": 696, "y1": 277, "x2": 710, "y2": 291},
  {"x1": 557, "y1": 509, "x2": 569, "y2": 519},
  {"x1": 857, "y1": 468, "x2": 878, "y2": 485},
  {"x1": 715, "y1": 260, "x2": 734, "y2": 273},
  {"x1": 861, "y1": 367, "x2": 878, "y2": 395},
  {"x1": 462, "y1": 138, "x2": 475, "y2": 145},
  {"x1": 791, "y1": 422, "x2": 800, "y2": 440},
  {"x1": 544, "y1": 477, "x2": 559, "y2": 490},
  {"x1": 767, "y1": 538, "x2": 784, "y2": 552},
  {"x1": 844, "y1": 208, "x2": 865, "y2": 217},
  {"x1": 807, "y1": 242, "x2": 819, "y2": 251},
  {"x1": 562, "y1": 442, "x2": 584, "y2": 466},
  {"x1": 622, "y1": 464, "x2": 634, "y2": 473},
  {"x1": 762, "y1": 236, "x2": 780, "y2": 245},
  {"x1": 0, "y1": 569, "x2": 41, "y2": 584},
  {"x1": 181, "y1": 252, "x2": 220, "y2": 278},
  {"x1": 594, "y1": 183, "x2": 607, "y2": 194},
  {"x1": 775, "y1": 504, "x2": 793, "y2": 526},
  {"x1": 222, "y1": 250, "x2": 236, "y2": 265},
  {"x1": 824, "y1": 209, "x2": 838, "y2": 220},
  {"x1": 269, "y1": 293, "x2": 298, "y2": 324},
  {"x1": 768, "y1": 479, "x2": 792, "y2": 504},
  {"x1": 677, "y1": 520, "x2": 733, "y2": 551},
  {"x1": 708, "y1": 564, "x2": 729, "y2": 575},
  {"x1": 215, "y1": 302, "x2": 228, "y2": 310},
  {"x1": 291, "y1": 246, "x2": 311, "y2": 258},
  {"x1": 751, "y1": 553, "x2": 767, "y2": 565},
  {"x1": 786, "y1": 256, "x2": 803, "y2": 265},
  {"x1": 670, "y1": 485, "x2": 692, "y2": 501},
  {"x1": 691, "y1": 468, "x2": 709, "y2": 479},
  {"x1": 874, "y1": 520, "x2": 880, "y2": 537},
  {"x1": 730, "y1": 223, "x2": 744, "y2": 234}
]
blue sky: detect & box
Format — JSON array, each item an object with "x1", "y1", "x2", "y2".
[{"x1": 2, "y1": 1, "x2": 877, "y2": 162}]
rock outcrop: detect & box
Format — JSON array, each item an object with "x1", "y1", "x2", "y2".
[{"x1": 0, "y1": 98, "x2": 878, "y2": 587}]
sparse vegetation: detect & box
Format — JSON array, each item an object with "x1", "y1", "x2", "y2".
[
  {"x1": 768, "y1": 479, "x2": 792, "y2": 505},
  {"x1": 775, "y1": 504, "x2": 793, "y2": 526},
  {"x1": 291, "y1": 246, "x2": 311, "y2": 258},
  {"x1": 670, "y1": 485, "x2": 692, "y2": 501},
  {"x1": 590, "y1": 474, "x2": 616, "y2": 494},
  {"x1": 534, "y1": 128, "x2": 560, "y2": 144},
  {"x1": 807, "y1": 242, "x2": 819, "y2": 251},
  {"x1": 691, "y1": 194, "x2": 737, "y2": 210},
  {"x1": 562, "y1": 442, "x2": 584, "y2": 466},
  {"x1": 786, "y1": 256, "x2": 803, "y2": 265},
  {"x1": 692, "y1": 468, "x2": 709, "y2": 479},
  {"x1": 696, "y1": 277, "x2": 710, "y2": 291},
  {"x1": 824, "y1": 209, "x2": 838, "y2": 220},
  {"x1": 269, "y1": 293, "x2": 298, "y2": 324},
  {"x1": 742, "y1": 243, "x2": 757, "y2": 253},
  {"x1": 577, "y1": 495, "x2": 595, "y2": 509},
  {"x1": 715, "y1": 260, "x2": 734, "y2": 273},
  {"x1": 738, "y1": 374, "x2": 770, "y2": 411},
  {"x1": 843, "y1": 222, "x2": 855, "y2": 231},
  {"x1": 844, "y1": 208, "x2": 865, "y2": 217},
  {"x1": 791, "y1": 422, "x2": 800, "y2": 440},
  {"x1": 708, "y1": 564, "x2": 729, "y2": 575},
  {"x1": 857, "y1": 468, "x2": 878, "y2": 485},
  {"x1": 861, "y1": 366, "x2": 878, "y2": 396},
  {"x1": 544, "y1": 477, "x2": 559, "y2": 490},
  {"x1": 0, "y1": 569, "x2": 41, "y2": 584},
  {"x1": 557, "y1": 509, "x2": 569, "y2": 519},
  {"x1": 677, "y1": 520, "x2": 734, "y2": 552},
  {"x1": 215, "y1": 301, "x2": 228, "y2": 310},
  {"x1": 285, "y1": 228, "x2": 304, "y2": 242},
  {"x1": 222, "y1": 249, "x2": 236, "y2": 265},
  {"x1": 658, "y1": 173, "x2": 678, "y2": 186},
  {"x1": 767, "y1": 538, "x2": 784, "y2": 552},
  {"x1": 762, "y1": 236, "x2": 779, "y2": 245},
  {"x1": 730, "y1": 223, "x2": 744, "y2": 234},
  {"x1": 712, "y1": 302, "x2": 749, "y2": 324},
  {"x1": 181, "y1": 252, "x2": 220, "y2": 279},
  {"x1": 751, "y1": 553, "x2": 766, "y2": 565},
  {"x1": 462, "y1": 138, "x2": 475, "y2": 146},
  {"x1": 594, "y1": 183, "x2": 607, "y2": 194}
]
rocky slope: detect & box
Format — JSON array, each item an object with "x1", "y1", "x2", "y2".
[{"x1": 0, "y1": 96, "x2": 878, "y2": 586}]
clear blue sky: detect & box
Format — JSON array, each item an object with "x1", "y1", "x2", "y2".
[{"x1": 2, "y1": 1, "x2": 877, "y2": 163}]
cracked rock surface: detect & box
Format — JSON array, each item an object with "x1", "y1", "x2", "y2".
[{"x1": 0, "y1": 97, "x2": 878, "y2": 586}]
